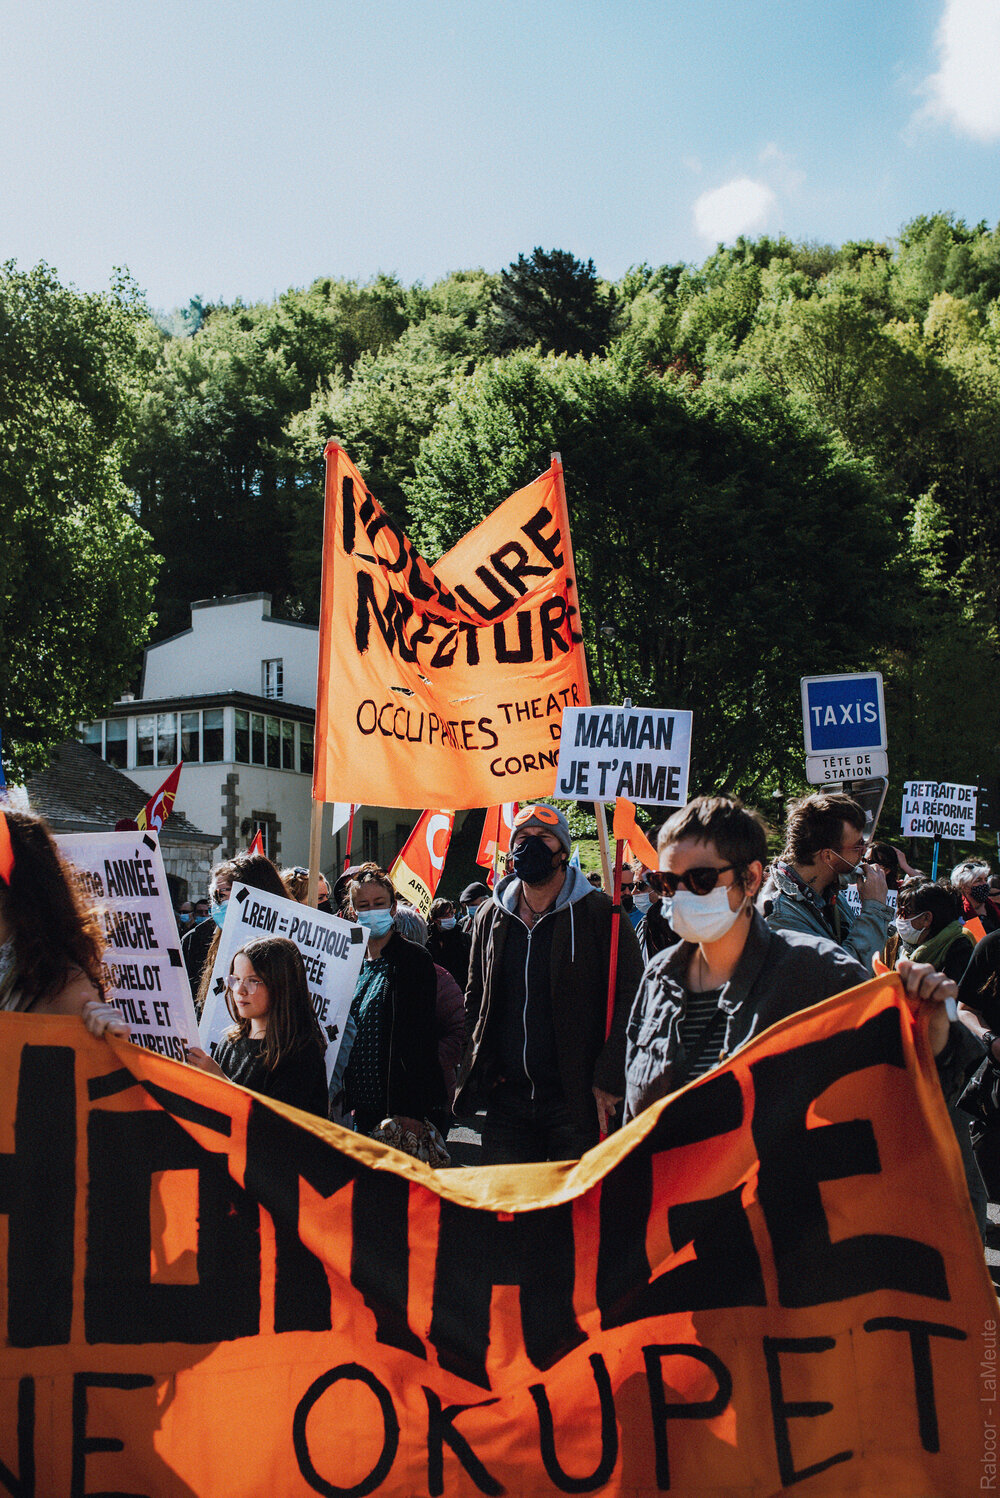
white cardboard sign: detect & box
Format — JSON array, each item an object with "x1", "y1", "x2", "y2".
[
  {"x1": 554, "y1": 706, "x2": 693, "y2": 805},
  {"x1": 901, "y1": 781, "x2": 978, "y2": 841},
  {"x1": 56, "y1": 831, "x2": 199, "y2": 1059},
  {"x1": 198, "y1": 884, "x2": 368, "y2": 1082}
]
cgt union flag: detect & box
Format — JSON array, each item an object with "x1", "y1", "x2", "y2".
[
  {"x1": 389, "y1": 810, "x2": 454, "y2": 917},
  {"x1": 313, "y1": 444, "x2": 589, "y2": 810}
]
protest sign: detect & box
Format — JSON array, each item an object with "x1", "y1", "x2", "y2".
[
  {"x1": 555, "y1": 705, "x2": 693, "y2": 804},
  {"x1": 844, "y1": 883, "x2": 898, "y2": 918},
  {"x1": 312, "y1": 444, "x2": 590, "y2": 810},
  {"x1": 2, "y1": 973, "x2": 994, "y2": 1495},
  {"x1": 56, "y1": 830, "x2": 198, "y2": 1058},
  {"x1": 901, "y1": 781, "x2": 978, "y2": 841},
  {"x1": 389, "y1": 810, "x2": 454, "y2": 916},
  {"x1": 198, "y1": 883, "x2": 367, "y2": 1080}
]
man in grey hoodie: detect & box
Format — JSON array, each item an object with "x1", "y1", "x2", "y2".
[{"x1": 455, "y1": 804, "x2": 644, "y2": 1163}]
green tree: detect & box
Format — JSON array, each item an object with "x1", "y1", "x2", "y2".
[
  {"x1": 489, "y1": 247, "x2": 618, "y2": 357},
  {"x1": 0, "y1": 262, "x2": 159, "y2": 779},
  {"x1": 406, "y1": 349, "x2": 902, "y2": 799},
  {"x1": 128, "y1": 275, "x2": 417, "y2": 636}
]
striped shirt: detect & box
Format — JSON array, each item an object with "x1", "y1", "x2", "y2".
[{"x1": 678, "y1": 988, "x2": 727, "y2": 1078}]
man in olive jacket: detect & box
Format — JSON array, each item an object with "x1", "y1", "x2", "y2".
[{"x1": 455, "y1": 804, "x2": 644, "y2": 1163}]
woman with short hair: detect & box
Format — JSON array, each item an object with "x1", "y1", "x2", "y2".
[{"x1": 625, "y1": 796, "x2": 957, "y2": 1123}]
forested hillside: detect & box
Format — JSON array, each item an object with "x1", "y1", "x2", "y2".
[{"x1": 6, "y1": 215, "x2": 1000, "y2": 801}]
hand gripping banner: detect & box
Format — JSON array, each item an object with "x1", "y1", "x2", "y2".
[
  {"x1": 1, "y1": 975, "x2": 995, "y2": 1496},
  {"x1": 312, "y1": 444, "x2": 589, "y2": 810}
]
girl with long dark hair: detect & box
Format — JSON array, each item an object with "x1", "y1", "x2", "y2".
[
  {"x1": 0, "y1": 808, "x2": 128, "y2": 1036},
  {"x1": 187, "y1": 936, "x2": 328, "y2": 1116}
]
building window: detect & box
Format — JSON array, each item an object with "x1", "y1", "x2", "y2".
[
  {"x1": 136, "y1": 716, "x2": 155, "y2": 767},
  {"x1": 180, "y1": 711, "x2": 200, "y2": 762},
  {"x1": 82, "y1": 722, "x2": 103, "y2": 756},
  {"x1": 262, "y1": 659, "x2": 283, "y2": 699},
  {"x1": 265, "y1": 716, "x2": 280, "y2": 769},
  {"x1": 203, "y1": 709, "x2": 224, "y2": 762},
  {"x1": 105, "y1": 718, "x2": 127, "y2": 769},
  {"x1": 299, "y1": 723, "x2": 313, "y2": 775},
  {"x1": 157, "y1": 713, "x2": 178, "y2": 767},
  {"x1": 362, "y1": 818, "x2": 379, "y2": 863},
  {"x1": 235, "y1": 710, "x2": 250, "y2": 763},
  {"x1": 251, "y1": 714, "x2": 265, "y2": 766},
  {"x1": 281, "y1": 719, "x2": 295, "y2": 771}
]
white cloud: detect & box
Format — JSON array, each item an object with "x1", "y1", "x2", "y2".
[
  {"x1": 692, "y1": 177, "x2": 776, "y2": 243},
  {"x1": 923, "y1": 0, "x2": 1000, "y2": 140}
]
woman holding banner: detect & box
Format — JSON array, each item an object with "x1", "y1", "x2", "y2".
[{"x1": 0, "y1": 809, "x2": 129, "y2": 1037}]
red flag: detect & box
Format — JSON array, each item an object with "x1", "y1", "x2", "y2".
[
  {"x1": 248, "y1": 829, "x2": 265, "y2": 856},
  {"x1": 476, "y1": 803, "x2": 518, "y2": 886},
  {"x1": 136, "y1": 764, "x2": 182, "y2": 833},
  {"x1": 389, "y1": 810, "x2": 455, "y2": 916},
  {"x1": 0, "y1": 810, "x2": 13, "y2": 885}
]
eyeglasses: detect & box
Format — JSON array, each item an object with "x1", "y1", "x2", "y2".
[
  {"x1": 225, "y1": 976, "x2": 265, "y2": 995},
  {"x1": 513, "y1": 805, "x2": 560, "y2": 827},
  {"x1": 659, "y1": 865, "x2": 736, "y2": 897}
]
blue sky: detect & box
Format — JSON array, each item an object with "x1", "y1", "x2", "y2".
[{"x1": 2, "y1": 0, "x2": 998, "y2": 312}]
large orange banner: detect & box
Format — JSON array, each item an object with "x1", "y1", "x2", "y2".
[
  {"x1": 313, "y1": 444, "x2": 590, "y2": 809},
  {"x1": 1, "y1": 978, "x2": 995, "y2": 1496}
]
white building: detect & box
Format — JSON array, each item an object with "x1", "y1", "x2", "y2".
[{"x1": 81, "y1": 593, "x2": 422, "y2": 882}]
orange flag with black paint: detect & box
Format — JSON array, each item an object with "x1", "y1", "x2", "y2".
[
  {"x1": 2, "y1": 974, "x2": 995, "y2": 1495},
  {"x1": 313, "y1": 445, "x2": 589, "y2": 810}
]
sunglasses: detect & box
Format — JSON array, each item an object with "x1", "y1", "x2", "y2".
[
  {"x1": 659, "y1": 864, "x2": 736, "y2": 897},
  {"x1": 513, "y1": 805, "x2": 560, "y2": 827}
]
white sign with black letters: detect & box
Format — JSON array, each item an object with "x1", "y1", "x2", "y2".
[
  {"x1": 554, "y1": 706, "x2": 693, "y2": 806},
  {"x1": 56, "y1": 830, "x2": 198, "y2": 1059},
  {"x1": 901, "y1": 781, "x2": 978, "y2": 841},
  {"x1": 198, "y1": 884, "x2": 368, "y2": 1082}
]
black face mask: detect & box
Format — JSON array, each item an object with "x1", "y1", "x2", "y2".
[
  {"x1": 970, "y1": 883, "x2": 991, "y2": 904},
  {"x1": 317, "y1": 897, "x2": 332, "y2": 915},
  {"x1": 511, "y1": 835, "x2": 561, "y2": 887},
  {"x1": 621, "y1": 891, "x2": 635, "y2": 912}
]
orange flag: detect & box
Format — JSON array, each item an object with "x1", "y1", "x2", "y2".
[
  {"x1": 965, "y1": 917, "x2": 987, "y2": 943},
  {"x1": 136, "y1": 763, "x2": 182, "y2": 832},
  {"x1": 612, "y1": 796, "x2": 659, "y2": 870},
  {"x1": 313, "y1": 445, "x2": 589, "y2": 810},
  {"x1": 247, "y1": 829, "x2": 265, "y2": 856},
  {"x1": 389, "y1": 810, "x2": 455, "y2": 916}
]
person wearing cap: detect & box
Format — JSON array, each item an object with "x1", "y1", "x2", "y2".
[
  {"x1": 455, "y1": 803, "x2": 644, "y2": 1163},
  {"x1": 459, "y1": 882, "x2": 491, "y2": 933}
]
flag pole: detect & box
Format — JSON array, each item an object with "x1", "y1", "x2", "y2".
[
  {"x1": 308, "y1": 435, "x2": 343, "y2": 908},
  {"x1": 549, "y1": 451, "x2": 612, "y2": 893}
]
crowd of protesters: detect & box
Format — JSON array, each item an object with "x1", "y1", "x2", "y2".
[{"x1": 8, "y1": 788, "x2": 1000, "y2": 1245}]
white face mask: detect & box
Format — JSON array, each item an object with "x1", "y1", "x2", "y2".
[
  {"x1": 669, "y1": 885, "x2": 744, "y2": 944},
  {"x1": 895, "y1": 915, "x2": 925, "y2": 947},
  {"x1": 632, "y1": 892, "x2": 652, "y2": 915}
]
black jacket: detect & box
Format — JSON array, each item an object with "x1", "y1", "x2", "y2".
[
  {"x1": 348, "y1": 932, "x2": 448, "y2": 1130},
  {"x1": 456, "y1": 869, "x2": 644, "y2": 1130},
  {"x1": 624, "y1": 912, "x2": 869, "y2": 1122}
]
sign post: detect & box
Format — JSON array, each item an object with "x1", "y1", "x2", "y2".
[{"x1": 801, "y1": 671, "x2": 889, "y2": 848}]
